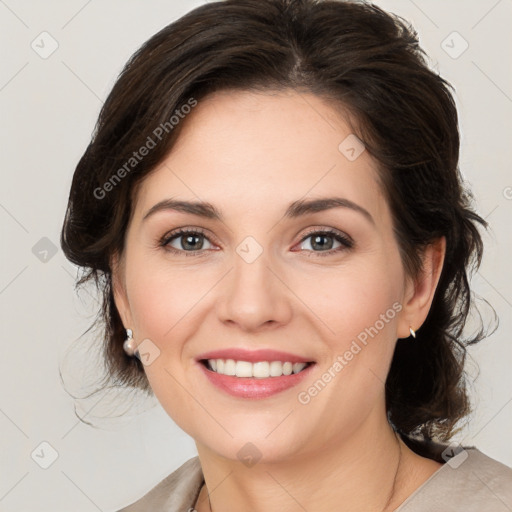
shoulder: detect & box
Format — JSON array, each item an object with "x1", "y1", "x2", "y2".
[
  {"x1": 397, "y1": 447, "x2": 512, "y2": 512},
  {"x1": 116, "y1": 456, "x2": 203, "y2": 512}
]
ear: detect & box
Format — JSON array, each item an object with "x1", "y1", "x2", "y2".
[
  {"x1": 397, "y1": 236, "x2": 446, "y2": 339},
  {"x1": 111, "y1": 251, "x2": 133, "y2": 329}
]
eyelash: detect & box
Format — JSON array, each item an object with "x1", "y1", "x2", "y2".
[
  {"x1": 158, "y1": 227, "x2": 354, "y2": 257},
  {"x1": 298, "y1": 227, "x2": 354, "y2": 257}
]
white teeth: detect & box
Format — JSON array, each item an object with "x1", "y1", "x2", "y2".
[
  {"x1": 252, "y1": 361, "x2": 269, "y2": 378},
  {"x1": 269, "y1": 361, "x2": 282, "y2": 376},
  {"x1": 236, "y1": 360, "x2": 253, "y2": 377},
  {"x1": 206, "y1": 359, "x2": 308, "y2": 378},
  {"x1": 224, "y1": 359, "x2": 236, "y2": 376}
]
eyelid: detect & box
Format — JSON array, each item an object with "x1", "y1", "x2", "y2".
[
  {"x1": 158, "y1": 225, "x2": 354, "y2": 255},
  {"x1": 298, "y1": 226, "x2": 354, "y2": 245},
  {"x1": 160, "y1": 226, "x2": 219, "y2": 246}
]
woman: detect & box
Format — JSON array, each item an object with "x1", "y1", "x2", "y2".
[{"x1": 60, "y1": 0, "x2": 512, "y2": 510}]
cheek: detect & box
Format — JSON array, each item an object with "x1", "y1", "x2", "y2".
[
  {"x1": 302, "y1": 260, "x2": 402, "y2": 342},
  {"x1": 295, "y1": 254, "x2": 404, "y2": 398},
  {"x1": 289, "y1": 264, "x2": 403, "y2": 434},
  {"x1": 125, "y1": 254, "x2": 213, "y2": 342},
  {"x1": 123, "y1": 256, "x2": 207, "y2": 423}
]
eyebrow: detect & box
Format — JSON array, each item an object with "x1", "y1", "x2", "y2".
[{"x1": 142, "y1": 196, "x2": 375, "y2": 225}]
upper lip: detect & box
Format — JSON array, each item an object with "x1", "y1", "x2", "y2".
[{"x1": 196, "y1": 348, "x2": 314, "y2": 364}]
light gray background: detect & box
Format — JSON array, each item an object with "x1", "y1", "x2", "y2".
[{"x1": 1, "y1": 1, "x2": 511, "y2": 511}]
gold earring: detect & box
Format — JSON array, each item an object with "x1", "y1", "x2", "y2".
[{"x1": 409, "y1": 326, "x2": 416, "y2": 338}]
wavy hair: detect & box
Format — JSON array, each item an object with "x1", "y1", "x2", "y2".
[{"x1": 61, "y1": 0, "x2": 491, "y2": 442}]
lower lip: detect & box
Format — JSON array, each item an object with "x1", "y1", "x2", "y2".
[{"x1": 197, "y1": 361, "x2": 315, "y2": 399}]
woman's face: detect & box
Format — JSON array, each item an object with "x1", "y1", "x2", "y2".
[{"x1": 113, "y1": 89, "x2": 419, "y2": 463}]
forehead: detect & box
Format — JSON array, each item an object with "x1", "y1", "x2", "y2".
[{"x1": 133, "y1": 89, "x2": 388, "y2": 225}]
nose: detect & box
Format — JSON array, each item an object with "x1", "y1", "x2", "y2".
[{"x1": 216, "y1": 248, "x2": 293, "y2": 333}]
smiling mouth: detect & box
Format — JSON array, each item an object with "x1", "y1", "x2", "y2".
[{"x1": 200, "y1": 359, "x2": 314, "y2": 378}]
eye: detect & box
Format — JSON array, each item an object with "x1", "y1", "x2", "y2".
[
  {"x1": 159, "y1": 228, "x2": 215, "y2": 255},
  {"x1": 295, "y1": 228, "x2": 353, "y2": 256},
  {"x1": 158, "y1": 226, "x2": 353, "y2": 257}
]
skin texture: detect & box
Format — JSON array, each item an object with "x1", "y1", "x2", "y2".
[{"x1": 113, "y1": 90, "x2": 446, "y2": 511}]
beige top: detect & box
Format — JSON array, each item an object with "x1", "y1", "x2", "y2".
[{"x1": 117, "y1": 445, "x2": 512, "y2": 511}]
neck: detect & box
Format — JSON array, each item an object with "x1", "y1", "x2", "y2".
[{"x1": 195, "y1": 412, "x2": 424, "y2": 512}]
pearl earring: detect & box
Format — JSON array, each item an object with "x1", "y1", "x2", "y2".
[
  {"x1": 123, "y1": 328, "x2": 138, "y2": 356},
  {"x1": 409, "y1": 326, "x2": 416, "y2": 338}
]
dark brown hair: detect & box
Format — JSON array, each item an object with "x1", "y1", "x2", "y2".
[{"x1": 61, "y1": 0, "x2": 492, "y2": 442}]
